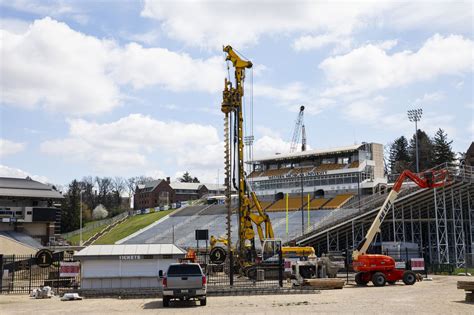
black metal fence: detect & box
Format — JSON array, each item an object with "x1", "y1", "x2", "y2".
[
  {"x1": 0, "y1": 252, "x2": 80, "y2": 294},
  {"x1": 195, "y1": 250, "x2": 285, "y2": 289}
]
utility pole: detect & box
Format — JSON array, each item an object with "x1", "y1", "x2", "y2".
[{"x1": 407, "y1": 109, "x2": 423, "y2": 173}]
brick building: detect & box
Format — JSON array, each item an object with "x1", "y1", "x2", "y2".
[
  {"x1": 133, "y1": 178, "x2": 175, "y2": 209},
  {"x1": 133, "y1": 178, "x2": 226, "y2": 210}
]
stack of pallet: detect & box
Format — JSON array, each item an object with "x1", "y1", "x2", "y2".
[{"x1": 457, "y1": 281, "x2": 474, "y2": 302}]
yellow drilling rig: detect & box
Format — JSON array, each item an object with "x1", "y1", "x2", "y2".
[{"x1": 217, "y1": 45, "x2": 317, "y2": 279}]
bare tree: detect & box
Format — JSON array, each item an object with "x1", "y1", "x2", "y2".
[
  {"x1": 127, "y1": 177, "x2": 138, "y2": 198},
  {"x1": 112, "y1": 177, "x2": 126, "y2": 208}
]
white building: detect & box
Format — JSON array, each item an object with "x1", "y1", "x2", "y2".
[{"x1": 74, "y1": 244, "x2": 186, "y2": 290}]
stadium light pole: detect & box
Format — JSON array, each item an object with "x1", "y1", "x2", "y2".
[
  {"x1": 79, "y1": 190, "x2": 84, "y2": 246},
  {"x1": 407, "y1": 109, "x2": 423, "y2": 173}
]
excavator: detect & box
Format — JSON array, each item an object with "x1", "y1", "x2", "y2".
[
  {"x1": 353, "y1": 168, "x2": 449, "y2": 286},
  {"x1": 217, "y1": 45, "x2": 317, "y2": 280}
]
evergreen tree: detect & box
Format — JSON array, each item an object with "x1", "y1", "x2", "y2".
[
  {"x1": 179, "y1": 171, "x2": 194, "y2": 183},
  {"x1": 409, "y1": 129, "x2": 434, "y2": 172},
  {"x1": 389, "y1": 136, "x2": 410, "y2": 174},
  {"x1": 61, "y1": 180, "x2": 81, "y2": 233},
  {"x1": 432, "y1": 128, "x2": 456, "y2": 166}
]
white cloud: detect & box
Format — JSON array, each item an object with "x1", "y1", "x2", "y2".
[
  {"x1": 141, "y1": 0, "x2": 471, "y2": 49},
  {"x1": 141, "y1": 0, "x2": 387, "y2": 49},
  {"x1": 342, "y1": 96, "x2": 457, "y2": 138},
  {"x1": 293, "y1": 34, "x2": 352, "y2": 52},
  {"x1": 0, "y1": 164, "x2": 49, "y2": 184},
  {"x1": 320, "y1": 34, "x2": 474, "y2": 97},
  {"x1": 110, "y1": 43, "x2": 223, "y2": 92},
  {"x1": 1, "y1": 17, "x2": 225, "y2": 116},
  {"x1": 414, "y1": 92, "x2": 444, "y2": 105},
  {"x1": 252, "y1": 135, "x2": 293, "y2": 159},
  {"x1": 0, "y1": 139, "x2": 25, "y2": 157},
  {"x1": 40, "y1": 114, "x2": 221, "y2": 173}
]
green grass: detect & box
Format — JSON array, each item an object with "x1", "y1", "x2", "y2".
[
  {"x1": 66, "y1": 224, "x2": 106, "y2": 245},
  {"x1": 94, "y1": 210, "x2": 173, "y2": 245},
  {"x1": 454, "y1": 267, "x2": 474, "y2": 274}
]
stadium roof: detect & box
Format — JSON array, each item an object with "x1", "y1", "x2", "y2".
[
  {"x1": 250, "y1": 143, "x2": 368, "y2": 163},
  {"x1": 74, "y1": 244, "x2": 186, "y2": 257},
  {"x1": 0, "y1": 177, "x2": 63, "y2": 199}
]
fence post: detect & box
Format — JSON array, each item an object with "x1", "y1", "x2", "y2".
[
  {"x1": 57, "y1": 256, "x2": 60, "y2": 294},
  {"x1": 0, "y1": 254, "x2": 3, "y2": 294},
  {"x1": 28, "y1": 255, "x2": 32, "y2": 293},
  {"x1": 11, "y1": 255, "x2": 15, "y2": 293},
  {"x1": 278, "y1": 248, "x2": 283, "y2": 287},
  {"x1": 229, "y1": 250, "x2": 233, "y2": 287},
  {"x1": 346, "y1": 247, "x2": 349, "y2": 285}
]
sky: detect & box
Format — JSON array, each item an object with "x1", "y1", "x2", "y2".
[{"x1": 0, "y1": 0, "x2": 473, "y2": 187}]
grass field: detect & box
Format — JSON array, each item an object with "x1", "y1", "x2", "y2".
[
  {"x1": 66, "y1": 224, "x2": 106, "y2": 245},
  {"x1": 93, "y1": 210, "x2": 173, "y2": 245}
]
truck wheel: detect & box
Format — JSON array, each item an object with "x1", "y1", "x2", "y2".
[
  {"x1": 200, "y1": 297, "x2": 207, "y2": 306},
  {"x1": 355, "y1": 272, "x2": 369, "y2": 286},
  {"x1": 372, "y1": 272, "x2": 386, "y2": 287},
  {"x1": 162, "y1": 297, "x2": 170, "y2": 307},
  {"x1": 402, "y1": 271, "x2": 416, "y2": 285}
]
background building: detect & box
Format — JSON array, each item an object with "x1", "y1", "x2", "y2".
[
  {"x1": 133, "y1": 177, "x2": 226, "y2": 210},
  {"x1": 0, "y1": 177, "x2": 63, "y2": 246}
]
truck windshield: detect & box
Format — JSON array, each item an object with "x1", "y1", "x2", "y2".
[{"x1": 167, "y1": 264, "x2": 202, "y2": 276}]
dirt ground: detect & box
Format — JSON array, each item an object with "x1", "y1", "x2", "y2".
[{"x1": 0, "y1": 276, "x2": 472, "y2": 314}]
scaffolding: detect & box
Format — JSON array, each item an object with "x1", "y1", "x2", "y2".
[{"x1": 294, "y1": 165, "x2": 474, "y2": 268}]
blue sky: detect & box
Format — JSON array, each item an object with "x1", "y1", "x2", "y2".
[{"x1": 0, "y1": 0, "x2": 472, "y2": 186}]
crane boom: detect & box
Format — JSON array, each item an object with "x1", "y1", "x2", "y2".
[
  {"x1": 290, "y1": 106, "x2": 305, "y2": 153},
  {"x1": 352, "y1": 169, "x2": 449, "y2": 260}
]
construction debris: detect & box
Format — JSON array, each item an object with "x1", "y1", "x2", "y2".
[
  {"x1": 30, "y1": 286, "x2": 54, "y2": 299},
  {"x1": 457, "y1": 281, "x2": 474, "y2": 302},
  {"x1": 300, "y1": 278, "x2": 345, "y2": 290},
  {"x1": 61, "y1": 293, "x2": 83, "y2": 301}
]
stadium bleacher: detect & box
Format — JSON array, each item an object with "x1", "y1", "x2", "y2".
[
  {"x1": 323, "y1": 194, "x2": 354, "y2": 209},
  {"x1": 123, "y1": 204, "x2": 333, "y2": 248}
]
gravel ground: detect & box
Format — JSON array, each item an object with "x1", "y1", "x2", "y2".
[{"x1": 0, "y1": 276, "x2": 471, "y2": 314}]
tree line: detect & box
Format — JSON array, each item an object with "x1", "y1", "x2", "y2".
[
  {"x1": 387, "y1": 128, "x2": 457, "y2": 175},
  {"x1": 60, "y1": 172, "x2": 201, "y2": 233},
  {"x1": 60, "y1": 175, "x2": 153, "y2": 233}
]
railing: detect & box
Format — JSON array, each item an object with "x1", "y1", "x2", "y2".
[{"x1": 61, "y1": 212, "x2": 128, "y2": 239}]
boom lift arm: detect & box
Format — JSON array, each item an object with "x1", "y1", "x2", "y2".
[{"x1": 352, "y1": 169, "x2": 449, "y2": 260}]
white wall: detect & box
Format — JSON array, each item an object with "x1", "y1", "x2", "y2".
[{"x1": 80, "y1": 257, "x2": 180, "y2": 289}]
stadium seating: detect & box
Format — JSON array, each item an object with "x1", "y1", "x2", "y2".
[
  {"x1": 348, "y1": 161, "x2": 359, "y2": 168},
  {"x1": 314, "y1": 164, "x2": 345, "y2": 172},
  {"x1": 248, "y1": 171, "x2": 263, "y2": 178},
  {"x1": 323, "y1": 194, "x2": 354, "y2": 209},
  {"x1": 310, "y1": 198, "x2": 329, "y2": 209},
  {"x1": 259, "y1": 168, "x2": 291, "y2": 177}
]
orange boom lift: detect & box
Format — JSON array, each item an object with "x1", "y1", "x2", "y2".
[{"x1": 352, "y1": 169, "x2": 449, "y2": 286}]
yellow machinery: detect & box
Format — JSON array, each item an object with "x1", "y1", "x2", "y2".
[{"x1": 219, "y1": 45, "x2": 316, "y2": 277}]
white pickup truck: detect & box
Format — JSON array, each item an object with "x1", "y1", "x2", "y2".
[{"x1": 161, "y1": 263, "x2": 207, "y2": 307}]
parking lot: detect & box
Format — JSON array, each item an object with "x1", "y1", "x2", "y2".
[{"x1": 0, "y1": 276, "x2": 471, "y2": 314}]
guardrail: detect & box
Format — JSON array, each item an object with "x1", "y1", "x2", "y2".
[{"x1": 61, "y1": 212, "x2": 128, "y2": 239}]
